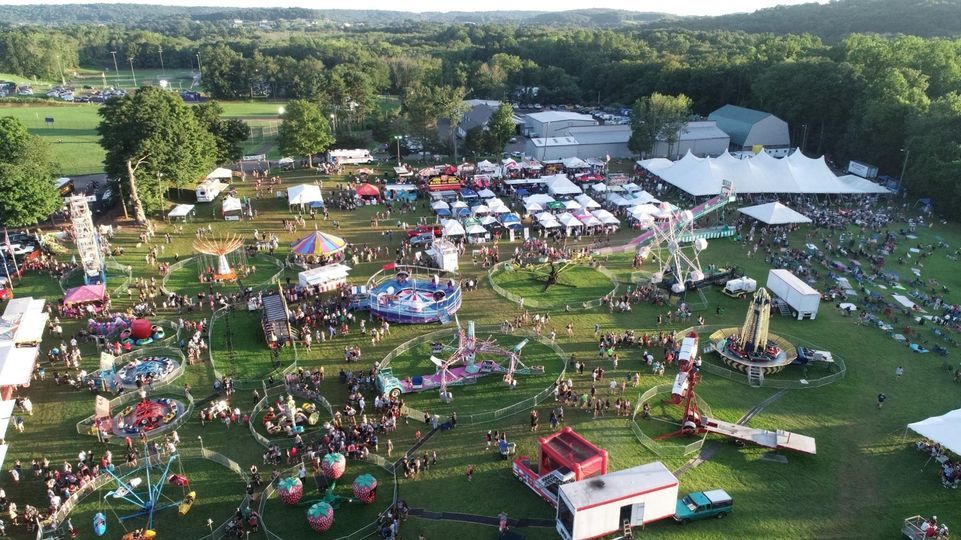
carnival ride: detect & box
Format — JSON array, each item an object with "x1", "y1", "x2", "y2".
[
  {"x1": 192, "y1": 234, "x2": 245, "y2": 282},
  {"x1": 261, "y1": 394, "x2": 322, "y2": 437},
  {"x1": 648, "y1": 329, "x2": 816, "y2": 454},
  {"x1": 375, "y1": 319, "x2": 542, "y2": 401},
  {"x1": 513, "y1": 427, "x2": 609, "y2": 507},
  {"x1": 100, "y1": 449, "x2": 192, "y2": 533},
  {"x1": 111, "y1": 397, "x2": 185, "y2": 436},
  {"x1": 521, "y1": 260, "x2": 581, "y2": 293},
  {"x1": 361, "y1": 265, "x2": 462, "y2": 324},
  {"x1": 595, "y1": 184, "x2": 736, "y2": 287},
  {"x1": 711, "y1": 288, "x2": 798, "y2": 375},
  {"x1": 68, "y1": 195, "x2": 105, "y2": 284},
  {"x1": 275, "y1": 453, "x2": 378, "y2": 534}
]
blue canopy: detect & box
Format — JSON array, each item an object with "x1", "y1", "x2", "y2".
[
  {"x1": 460, "y1": 188, "x2": 478, "y2": 198},
  {"x1": 454, "y1": 207, "x2": 470, "y2": 217},
  {"x1": 435, "y1": 208, "x2": 451, "y2": 217},
  {"x1": 515, "y1": 188, "x2": 530, "y2": 197}
]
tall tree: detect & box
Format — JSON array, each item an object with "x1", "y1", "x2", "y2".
[
  {"x1": 486, "y1": 102, "x2": 515, "y2": 153},
  {"x1": 0, "y1": 117, "x2": 60, "y2": 227},
  {"x1": 628, "y1": 92, "x2": 692, "y2": 159},
  {"x1": 433, "y1": 85, "x2": 470, "y2": 161},
  {"x1": 98, "y1": 86, "x2": 217, "y2": 224},
  {"x1": 277, "y1": 99, "x2": 334, "y2": 167},
  {"x1": 906, "y1": 92, "x2": 961, "y2": 216},
  {"x1": 192, "y1": 101, "x2": 251, "y2": 164}
]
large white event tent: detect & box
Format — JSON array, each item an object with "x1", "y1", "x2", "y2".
[
  {"x1": 287, "y1": 184, "x2": 324, "y2": 206},
  {"x1": 640, "y1": 150, "x2": 891, "y2": 196},
  {"x1": 738, "y1": 202, "x2": 812, "y2": 225},
  {"x1": 545, "y1": 174, "x2": 582, "y2": 196},
  {"x1": 907, "y1": 409, "x2": 961, "y2": 455},
  {"x1": 442, "y1": 219, "x2": 466, "y2": 237}
]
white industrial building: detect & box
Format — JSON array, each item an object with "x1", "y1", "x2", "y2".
[
  {"x1": 525, "y1": 125, "x2": 631, "y2": 161},
  {"x1": 709, "y1": 105, "x2": 789, "y2": 151},
  {"x1": 652, "y1": 121, "x2": 730, "y2": 158},
  {"x1": 523, "y1": 111, "x2": 597, "y2": 138}
]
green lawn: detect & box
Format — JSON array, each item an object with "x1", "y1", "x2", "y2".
[
  {"x1": 490, "y1": 263, "x2": 617, "y2": 310},
  {"x1": 3, "y1": 162, "x2": 961, "y2": 539},
  {"x1": 162, "y1": 252, "x2": 283, "y2": 298}
]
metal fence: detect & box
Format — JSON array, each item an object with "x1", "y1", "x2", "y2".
[
  {"x1": 57, "y1": 256, "x2": 133, "y2": 298},
  {"x1": 247, "y1": 383, "x2": 334, "y2": 449},
  {"x1": 159, "y1": 253, "x2": 286, "y2": 297},
  {"x1": 689, "y1": 325, "x2": 848, "y2": 389},
  {"x1": 380, "y1": 324, "x2": 569, "y2": 426},
  {"x1": 207, "y1": 305, "x2": 300, "y2": 391},
  {"x1": 628, "y1": 383, "x2": 711, "y2": 457},
  {"x1": 487, "y1": 261, "x2": 620, "y2": 312}
]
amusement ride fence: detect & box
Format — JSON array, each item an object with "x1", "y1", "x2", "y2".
[{"x1": 487, "y1": 261, "x2": 620, "y2": 312}]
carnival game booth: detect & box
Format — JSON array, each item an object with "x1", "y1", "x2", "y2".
[
  {"x1": 166, "y1": 204, "x2": 195, "y2": 222},
  {"x1": 62, "y1": 284, "x2": 108, "y2": 318},
  {"x1": 221, "y1": 195, "x2": 243, "y2": 221},
  {"x1": 287, "y1": 184, "x2": 324, "y2": 212},
  {"x1": 364, "y1": 265, "x2": 462, "y2": 324},
  {"x1": 556, "y1": 462, "x2": 679, "y2": 540},
  {"x1": 354, "y1": 183, "x2": 381, "y2": 204},
  {"x1": 298, "y1": 264, "x2": 352, "y2": 293},
  {"x1": 513, "y1": 427, "x2": 609, "y2": 507}
]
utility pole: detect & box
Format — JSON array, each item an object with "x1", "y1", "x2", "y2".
[
  {"x1": 898, "y1": 148, "x2": 910, "y2": 194},
  {"x1": 158, "y1": 46, "x2": 166, "y2": 77},
  {"x1": 128, "y1": 57, "x2": 137, "y2": 87},
  {"x1": 56, "y1": 54, "x2": 65, "y2": 86},
  {"x1": 393, "y1": 135, "x2": 403, "y2": 166},
  {"x1": 110, "y1": 51, "x2": 120, "y2": 87},
  {"x1": 196, "y1": 52, "x2": 202, "y2": 78}
]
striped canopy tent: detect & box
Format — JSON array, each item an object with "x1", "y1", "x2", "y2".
[{"x1": 290, "y1": 231, "x2": 348, "y2": 256}]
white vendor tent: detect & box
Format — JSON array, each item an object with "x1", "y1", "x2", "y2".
[
  {"x1": 298, "y1": 263, "x2": 352, "y2": 289},
  {"x1": 536, "y1": 213, "x2": 561, "y2": 228},
  {"x1": 557, "y1": 212, "x2": 583, "y2": 229},
  {"x1": 465, "y1": 223, "x2": 487, "y2": 235},
  {"x1": 442, "y1": 220, "x2": 466, "y2": 237},
  {"x1": 642, "y1": 150, "x2": 891, "y2": 196},
  {"x1": 525, "y1": 193, "x2": 556, "y2": 206},
  {"x1": 524, "y1": 202, "x2": 544, "y2": 214},
  {"x1": 477, "y1": 188, "x2": 496, "y2": 198},
  {"x1": 575, "y1": 194, "x2": 601, "y2": 209},
  {"x1": 222, "y1": 195, "x2": 242, "y2": 213},
  {"x1": 592, "y1": 209, "x2": 620, "y2": 225},
  {"x1": 562, "y1": 157, "x2": 589, "y2": 169},
  {"x1": 0, "y1": 297, "x2": 46, "y2": 347},
  {"x1": 0, "y1": 399, "x2": 15, "y2": 441},
  {"x1": 563, "y1": 200, "x2": 582, "y2": 211},
  {"x1": 907, "y1": 409, "x2": 961, "y2": 455},
  {"x1": 632, "y1": 190, "x2": 660, "y2": 204},
  {"x1": 167, "y1": 204, "x2": 195, "y2": 220},
  {"x1": 206, "y1": 167, "x2": 234, "y2": 181},
  {"x1": 545, "y1": 175, "x2": 582, "y2": 196},
  {"x1": 0, "y1": 345, "x2": 39, "y2": 387},
  {"x1": 287, "y1": 184, "x2": 324, "y2": 206},
  {"x1": 738, "y1": 202, "x2": 812, "y2": 225},
  {"x1": 431, "y1": 200, "x2": 450, "y2": 211}
]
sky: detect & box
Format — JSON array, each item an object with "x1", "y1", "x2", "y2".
[{"x1": 0, "y1": 0, "x2": 831, "y2": 17}]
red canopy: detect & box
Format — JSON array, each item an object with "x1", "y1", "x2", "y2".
[
  {"x1": 63, "y1": 284, "x2": 106, "y2": 305},
  {"x1": 355, "y1": 183, "x2": 380, "y2": 197}
]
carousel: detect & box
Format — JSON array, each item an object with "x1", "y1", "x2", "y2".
[
  {"x1": 289, "y1": 230, "x2": 348, "y2": 268},
  {"x1": 261, "y1": 394, "x2": 322, "y2": 437}
]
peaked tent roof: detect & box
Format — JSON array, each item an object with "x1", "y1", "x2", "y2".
[
  {"x1": 287, "y1": 184, "x2": 324, "y2": 205},
  {"x1": 642, "y1": 150, "x2": 890, "y2": 196},
  {"x1": 709, "y1": 105, "x2": 774, "y2": 146},
  {"x1": 64, "y1": 284, "x2": 106, "y2": 305},
  {"x1": 290, "y1": 231, "x2": 348, "y2": 256},
  {"x1": 738, "y1": 202, "x2": 812, "y2": 225},
  {"x1": 908, "y1": 408, "x2": 961, "y2": 456}
]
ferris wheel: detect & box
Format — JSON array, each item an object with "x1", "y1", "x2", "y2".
[{"x1": 637, "y1": 205, "x2": 708, "y2": 294}]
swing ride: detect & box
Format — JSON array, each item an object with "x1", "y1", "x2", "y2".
[
  {"x1": 526, "y1": 260, "x2": 580, "y2": 292},
  {"x1": 375, "y1": 319, "x2": 543, "y2": 401},
  {"x1": 191, "y1": 234, "x2": 246, "y2": 282},
  {"x1": 97, "y1": 449, "x2": 194, "y2": 536}
]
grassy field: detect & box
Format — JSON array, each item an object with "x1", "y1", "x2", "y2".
[
  {"x1": 1, "y1": 159, "x2": 960, "y2": 539},
  {"x1": 490, "y1": 263, "x2": 616, "y2": 310}
]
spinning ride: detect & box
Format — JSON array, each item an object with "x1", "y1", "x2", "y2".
[
  {"x1": 112, "y1": 397, "x2": 185, "y2": 436},
  {"x1": 638, "y1": 206, "x2": 709, "y2": 294},
  {"x1": 375, "y1": 319, "x2": 542, "y2": 401},
  {"x1": 363, "y1": 265, "x2": 462, "y2": 324},
  {"x1": 101, "y1": 449, "x2": 192, "y2": 532},
  {"x1": 192, "y1": 234, "x2": 245, "y2": 282},
  {"x1": 712, "y1": 288, "x2": 797, "y2": 374},
  {"x1": 115, "y1": 356, "x2": 179, "y2": 388}
]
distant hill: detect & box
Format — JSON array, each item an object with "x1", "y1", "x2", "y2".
[
  {"x1": 661, "y1": 0, "x2": 961, "y2": 40},
  {"x1": 0, "y1": 5, "x2": 671, "y2": 27}
]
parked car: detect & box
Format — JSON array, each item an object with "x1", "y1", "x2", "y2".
[
  {"x1": 409, "y1": 233, "x2": 435, "y2": 247},
  {"x1": 406, "y1": 224, "x2": 442, "y2": 238},
  {"x1": 674, "y1": 490, "x2": 733, "y2": 524}
]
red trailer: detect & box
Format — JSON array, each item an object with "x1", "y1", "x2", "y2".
[{"x1": 513, "y1": 427, "x2": 609, "y2": 507}]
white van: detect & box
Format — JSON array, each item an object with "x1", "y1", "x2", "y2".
[
  {"x1": 196, "y1": 178, "x2": 226, "y2": 202},
  {"x1": 328, "y1": 149, "x2": 373, "y2": 165}
]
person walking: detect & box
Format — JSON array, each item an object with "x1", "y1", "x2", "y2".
[
  {"x1": 466, "y1": 464, "x2": 474, "y2": 482},
  {"x1": 877, "y1": 393, "x2": 887, "y2": 409},
  {"x1": 896, "y1": 366, "x2": 904, "y2": 379}
]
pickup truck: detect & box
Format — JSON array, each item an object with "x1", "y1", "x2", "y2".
[{"x1": 674, "y1": 489, "x2": 733, "y2": 524}]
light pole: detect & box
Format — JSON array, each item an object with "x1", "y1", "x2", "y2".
[
  {"x1": 56, "y1": 54, "x2": 65, "y2": 85},
  {"x1": 800, "y1": 124, "x2": 808, "y2": 154},
  {"x1": 196, "y1": 52, "x2": 202, "y2": 78},
  {"x1": 330, "y1": 113, "x2": 337, "y2": 137},
  {"x1": 898, "y1": 148, "x2": 910, "y2": 194},
  {"x1": 197, "y1": 435, "x2": 204, "y2": 453},
  {"x1": 158, "y1": 46, "x2": 166, "y2": 77},
  {"x1": 392, "y1": 135, "x2": 403, "y2": 166},
  {"x1": 110, "y1": 51, "x2": 120, "y2": 87},
  {"x1": 128, "y1": 57, "x2": 137, "y2": 87}
]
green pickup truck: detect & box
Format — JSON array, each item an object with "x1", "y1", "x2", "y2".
[{"x1": 674, "y1": 489, "x2": 733, "y2": 524}]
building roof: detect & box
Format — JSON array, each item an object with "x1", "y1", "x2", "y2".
[
  {"x1": 561, "y1": 125, "x2": 631, "y2": 145},
  {"x1": 525, "y1": 111, "x2": 596, "y2": 124},
  {"x1": 528, "y1": 136, "x2": 579, "y2": 148},
  {"x1": 709, "y1": 105, "x2": 776, "y2": 145},
  {"x1": 738, "y1": 202, "x2": 812, "y2": 225},
  {"x1": 678, "y1": 121, "x2": 730, "y2": 142},
  {"x1": 559, "y1": 462, "x2": 677, "y2": 510}
]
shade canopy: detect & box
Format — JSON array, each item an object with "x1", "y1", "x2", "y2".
[
  {"x1": 64, "y1": 284, "x2": 106, "y2": 305},
  {"x1": 222, "y1": 195, "x2": 242, "y2": 213},
  {"x1": 642, "y1": 150, "x2": 891, "y2": 196},
  {"x1": 442, "y1": 219, "x2": 466, "y2": 237},
  {"x1": 290, "y1": 231, "x2": 347, "y2": 256},
  {"x1": 298, "y1": 264, "x2": 352, "y2": 288},
  {"x1": 545, "y1": 175, "x2": 582, "y2": 196},
  {"x1": 738, "y1": 202, "x2": 812, "y2": 225},
  {"x1": 908, "y1": 408, "x2": 961, "y2": 455},
  {"x1": 287, "y1": 184, "x2": 324, "y2": 205},
  {"x1": 574, "y1": 194, "x2": 601, "y2": 209},
  {"x1": 0, "y1": 345, "x2": 38, "y2": 386},
  {"x1": 167, "y1": 204, "x2": 195, "y2": 218},
  {"x1": 355, "y1": 183, "x2": 380, "y2": 197}
]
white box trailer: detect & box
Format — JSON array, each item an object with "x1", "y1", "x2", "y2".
[
  {"x1": 556, "y1": 462, "x2": 679, "y2": 540},
  {"x1": 767, "y1": 269, "x2": 820, "y2": 320},
  {"x1": 328, "y1": 149, "x2": 373, "y2": 165}
]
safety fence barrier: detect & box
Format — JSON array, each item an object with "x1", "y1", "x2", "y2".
[
  {"x1": 75, "y1": 376, "x2": 195, "y2": 444},
  {"x1": 159, "y1": 253, "x2": 286, "y2": 297},
  {"x1": 57, "y1": 256, "x2": 133, "y2": 298},
  {"x1": 379, "y1": 324, "x2": 568, "y2": 426},
  {"x1": 487, "y1": 261, "x2": 620, "y2": 312},
  {"x1": 684, "y1": 325, "x2": 847, "y2": 389},
  {"x1": 41, "y1": 446, "x2": 248, "y2": 539},
  {"x1": 628, "y1": 383, "x2": 711, "y2": 457},
  {"x1": 207, "y1": 305, "x2": 299, "y2": 391}
]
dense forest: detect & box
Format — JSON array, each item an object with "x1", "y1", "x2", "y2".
[{"x1": 1, "y1": 0, "x2": 961, "y2": 214}]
